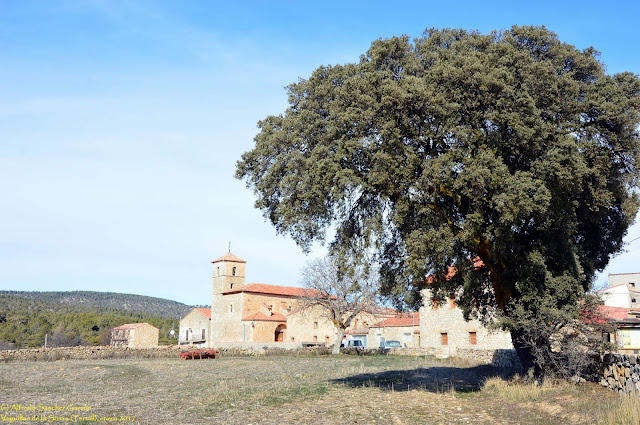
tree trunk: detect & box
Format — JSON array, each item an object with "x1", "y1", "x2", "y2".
[
  {"x1": 510, "y1": 328, "x2": 539, "y2": 377},
  {"x1": 332, "y1": 328, "x2": 345, "y2": 355}
]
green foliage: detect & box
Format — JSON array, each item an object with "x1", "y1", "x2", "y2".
[
  {"x1": 236, "y1": 26, "x2": 640, "y2": 372},
  {"x1": 0, "y1": 290, "x2": 193, "y2": 318},
  {"x1": 0, "y1": 294, "x2": 179, "y2": 348}
]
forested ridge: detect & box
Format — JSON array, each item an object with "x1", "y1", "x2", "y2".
[
  {"x1": 0, "y1": 291, "x2": 204, "y2": 348},
  {"x1": 0, "y1": 290, "x2": 194, "y2": 318}
]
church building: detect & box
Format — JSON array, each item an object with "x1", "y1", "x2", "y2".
[{"x1": 179, "y1": 252, "x2": 390, "y2": 348}]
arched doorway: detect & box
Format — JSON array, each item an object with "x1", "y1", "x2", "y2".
[{"x1": 274, "y1": 324, "x2": 286, "y2": 342}]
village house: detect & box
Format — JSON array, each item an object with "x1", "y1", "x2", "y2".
[
  {"x1": 368, "y1": 311, "x2": 420, "y2": 349},
  {"x1": 598, "y1": 273, "x2": 640, "y2": 353},
  {"x1": 416, "y1": 288, "x2": 513, "y2": 357},
  {"x1": 178, "y1": 308, "x2": 211, "y2": 348},
  {"x1": 110, "y1": 323, "x2": 159, "y2": 349}
]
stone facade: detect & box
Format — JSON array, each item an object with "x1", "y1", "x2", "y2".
[
  {"x1": 368, "y1": 312, "x2": 420, "y2": 349},
  {"x1": 595, "y1": 353, "x2": 640, "y2": 393},
  {"x1": 110, "y1": 323, "x2": 159, "y2": 349},
  {"x1": 199, "y1": 252, "x2": 392, "y2": 346},
  {"x1": 179, "y1": 308, "x2": 211, "y2": 348},
  {"x1": 418, "y1": 289, "x2": 513, "y2": 357}
]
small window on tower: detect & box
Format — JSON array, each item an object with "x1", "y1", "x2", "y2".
[
  {"x1": 232, "y1": 267, "x2": 236, "y2": 276},
  {"x1": 229, "y1": 303, "x2": 234, "y2": 313},
  {"x1": 230, "y1": 283, "x2": 234, "y2": 289},
  {"x1": 631, "y1": 282, "x2": 636, "y2": 288}
]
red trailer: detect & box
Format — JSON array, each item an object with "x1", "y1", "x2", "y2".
[{"x1": 179, "y1": 349, "x2": 219, "y2": 360}]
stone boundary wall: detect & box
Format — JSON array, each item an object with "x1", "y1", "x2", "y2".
[
  {"x1": 456, "y1": 348, "x2": 522, "y2": 369},
  {"x1": 0, "y1": 346, "x2": 181, "y2": 362},
  {"x1": 390, "y1": 347, "x2": 521, "y2": 369},
  {"x1": 592, "y1": 353, "x2": 640, "y2": 393}
]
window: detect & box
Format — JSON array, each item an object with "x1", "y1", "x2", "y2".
[
  {"x1": 313, "y1": 321, "x2": 318, "y2": 330},
  {"x1": 232, "y1": 267, "x2": 236, "y2": 276},
  {"x1": 291, "y1": 337, "x2": 295, "y2": 342},
  {"x1": 216, "y1": 267, "x2": 220, "y2": 276},
  {"x1": 469, "y1": 332, "x2": 477, "y2": 345},
  {"x1": 632, "y1": 298, "x2": 637, "y2": 304},
  {"x1": 631, "y1": 282, "x2": 636, "y2": 288},
  {"x1": 449, "y1": 298, "x2": 456, "y2": 309},
  {"x1": 202, "y1": 329, "x2": 206, "y2": 340},
  {"x1": 441, "y1": 332, "x2": 448, "y2": 345},
  {"x1": 313, "y1": 336, "x2": 318, "y2": 342},
  {"x1": 230, "y1": 283, "x2": 234, "y2": 289},
  {"x1": 229, "y1": 303, "x2": 233, "y2": 313},
  {"x1": 325, "y1": 336, "x2": 330, "y2": 344}
]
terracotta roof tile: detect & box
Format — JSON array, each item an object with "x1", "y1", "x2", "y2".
[
  {"x1": 371, "y1": 312, "x2": 420, "y2": 328},
  {"x1": 600, "y1": 306, "x2": 631, "y2": 321},
  {"x1": 241, "y1": 311, "x2": 287, "y2": 322},
  {"x1": 223, "y1": 283, "x2": 312, "y2": 297},
  {"x1": 211, "y1": 252, "x2": 246, "y2": 264},
  {"x1": 195, "y1": 308, "x2": 212, "y2": 319}
]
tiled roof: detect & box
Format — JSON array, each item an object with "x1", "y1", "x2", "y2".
[
  {"x1": 222, "y1": 283, "x2": 312, "y2": 297},
  {"x1": 113, "y1": 323, "x2": 152, "y2": 330},
  {"x1": 195, "y1": 308, "x2": 212, "y2": 319},
  {"x1": 241, "y1": 311, "x2": 287, "y2": 322},
  {"x1": 371, "y1": 312, "x2": 420, "y2": 328},
  {"x1": 211, "y1": 252, "x2": 246, "y2": 264},
  {"x1": 426, "y1": 258, "x2": 484, "y2": 284},
  {"x1": 600, "y1": 306, "x2": 631, "y2": 321}
]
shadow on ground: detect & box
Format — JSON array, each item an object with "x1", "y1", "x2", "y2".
[{"x1": 331, "y1": 364, "x2": 516, "y2": 393}]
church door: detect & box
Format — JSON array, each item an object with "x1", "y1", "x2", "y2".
[{"x1": 274, "y1": 324, "x2": 286, "y2": 342}]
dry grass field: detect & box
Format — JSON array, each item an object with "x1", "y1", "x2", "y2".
[{"x1": 0, "y1": 354, "x2": 637, "y2": 424}]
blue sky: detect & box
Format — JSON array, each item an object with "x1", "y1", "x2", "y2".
[{"x1": 1, "y1": 0, "x2": 639, "y2": 305}]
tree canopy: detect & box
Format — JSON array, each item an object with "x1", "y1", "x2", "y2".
[{"x1": 236, "y1": 26, "x2": 640, "y2": 369}]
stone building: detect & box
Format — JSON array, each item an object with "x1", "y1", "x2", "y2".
[
  {"x1": 368, "y1": 312, "x2": 420, "y2": 349},
  {"x1": 181, "y1": 252, "x2": 391, "y2": 347},
  {"x1": 179, "y1": 308, "x2": 211, "y2": 348},
  {"x1": 418, "y1": 289, "x2": 513, "y2": 357},
  {"x1": 110, "y1": 323, "x2": 159, "y2": 349}
]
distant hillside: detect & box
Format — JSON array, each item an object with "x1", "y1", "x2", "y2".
[
  {"x1": 0, "y1": 293, "x2": 189, "y2": 349},
  {"x1": 0, "y1": 291, "x2": 198, "y2": 319}
]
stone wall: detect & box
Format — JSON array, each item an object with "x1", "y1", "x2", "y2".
[
  {"x1": 419, "y1": 289, "x2": 513, "y2": 352},
  {"x1": 593, "y1": 353, "x2": 640, "y2": 393},
  {"x1": 456, "y1": 348, "x2": 522, "y2": 369},
  {"x1": 0, "y1": 346, "x2": 181, "y2": 362},
  {"x1": 389, "y1": 346, "x2": 521, "y2": 369}
]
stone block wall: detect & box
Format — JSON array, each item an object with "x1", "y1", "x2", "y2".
[
  {"x1": 0, "y1": 346, "x2": 180, "y2": 362},
  {"x1": 594, "y1": 353, "x2": 640, "y2": 393}
]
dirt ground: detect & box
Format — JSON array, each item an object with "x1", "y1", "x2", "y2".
[{"x1": 0, "y1": 354, "x2": 622, "y2": 424}]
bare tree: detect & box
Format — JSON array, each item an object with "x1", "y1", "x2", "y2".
[{"x1": 300, "y1": 255, "x2": 379, "y2": 354}]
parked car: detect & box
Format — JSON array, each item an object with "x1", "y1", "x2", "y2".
[
  {"x1": 381, "y1": 340, "x2": 403, "y2": 349},
  {"x1": 340, "y1": 339, "x2": 364, "y2": 348}
]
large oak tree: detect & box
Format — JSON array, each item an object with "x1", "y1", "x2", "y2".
[{"x1": 236, "y1": 26, "x2": 640, "y2": 371}]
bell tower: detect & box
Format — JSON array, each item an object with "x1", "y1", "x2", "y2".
[
  {"x1": 212, "y1": 252, "x2": 246, "y2": 295},
  {"x1": 211, "y1": 252, "x2": 246, "y2": 343}
]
